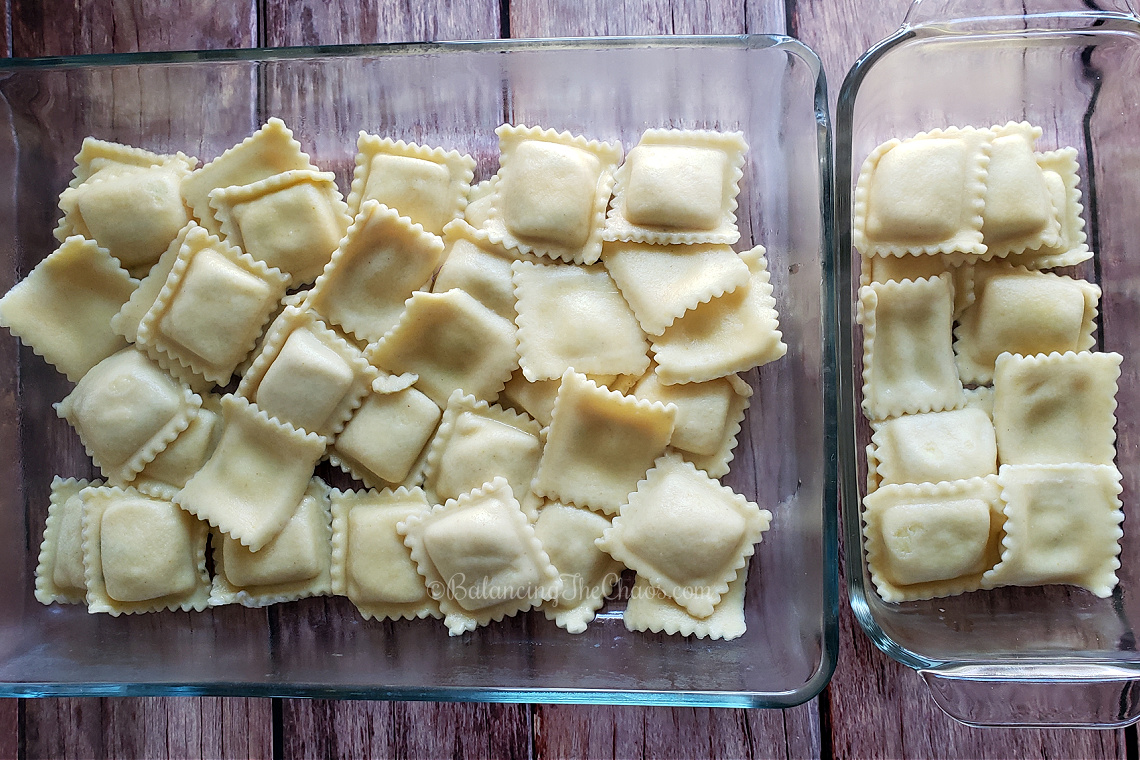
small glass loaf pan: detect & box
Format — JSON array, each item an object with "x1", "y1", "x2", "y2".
[
  {"x1": 836, "y1": 0, "x2": 1140, "y2": 727},
  {"x1": 0, "y1": 36, "x2": 836, "y2": 706}
]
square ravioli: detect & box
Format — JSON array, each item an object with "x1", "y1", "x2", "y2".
[
  {"x1": 131, "y1": 394, "x2": 222, "y2": 500},
  {"x1": 331, "y1": 372, "x2": 442, "y2": 489},
  {"x1": 601, "y1": 241, "x2": 751, "y2": 336},
  {"x1": 992, "y1": 351, "x2": 1120, "y2": 466},
  {"x1": 464, "y1": 177, "x2": 495, "y2": 228},
  {"x1": 434, "y1": 219, "x2": 538, "y2": 322},
  {"x1": 211, "y1": 478, "x2": 332, "y2": 607},
  {"x1": 512, "y1": 259, "x2": 650, "y2": 381},
  {"x1": 623, "y1": 566, "x2": 748, "y2": 641},
  {"x1": 597, "y1": 453, "x2": 771, "y2": 618},
  {"x1": 211, "y1": 169, "x2": 352, "y2": 286},
  {"x1": 330, "y1": 486, "x2": 440, "y2": 622},
  {"x1": 68, "y1": 136, "x2": 196, "y2": 189},
  {"x1": 485, "y1": 125, "x2": 622, "y2": 265},
  {"x1": 499, "y1": 369, "x2": 619, "y2": 428},
  {"x1": 307, "y1": 199, "x2": 445, "y2": 343},
  {"x1": 955, "y1": 263, "x2": 1099, "y2": 385},
  {"x1": 181, "y1": 118, "x2": 317, "y2": 235},
  {"x1": 534, "y1": 501, "x2": 624, "y2": 633},
  {"x1": 650, "y1": 245, "x2": 786, "y2": 385},
  {"x1": 871, "y1": 407, "x2": 997, "y2": 486},
  {"x1": 422, "y1": 391, "x2": 544, "y2": 519},
  {"x1": 136, "y1": 223, "x2": 289, "y2": 387},
  {"x1": 983, "y1": 464, "x2": 1123, "y2": 597},
  {"x1": 58, "y1": 160, "x2": 194, "y2": 276},
  {"x1": 532, "y1": 370, "x2": 675, "y2": 515},
  {"x1": 82, "y1": 486, "x2": 210, "y2": 614},
  {"x1": 398, "y1": 478, "x2": 562, "y2": 635},
  {"x1": 853, "y1": 126, "x2": 992, "y2": 257},
  {"x1": 979, "y1": 122, "x2": 1060, "y2": 258},
  {"x1": 1004, "y1": 148, "x2": 1091, "y2": 269},
  {"x1": 863, "y1": 476, "x2": 1004, "y2": 603},
  {"x1": 175, "y1": 395, "x2": 327, "y2": 552},
  {"x1": 632, "y1": 370, "x2": 752, "y2": 479},
  {"x1": 35, "y1": 477, "x2": 102, "y2": 605},
  {"x1": 604, "y1": 129, "x2": 747, "y2": 246},
  {"x1": 0, "y1": 236, "x2": 136, "y2": 382},
  {"x1": 859, "y1": 274, "x2": 964, "y2": 420},
  {"x1": 237, "y1": 304, "x2": 376, "y2": 437},
  {"x1": 366, "y1": 288, "x2": 518, "y2": 407},
  {"x1": 346, "y1": 133, "x2": 476, "y2": 235},
  {"x1": 55, "y1": 348, "x2": 202, "y2": 485}
]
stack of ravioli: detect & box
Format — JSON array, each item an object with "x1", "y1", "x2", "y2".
[
  {"x1": 854, "y1": 121, "x2": 1124, "y2": 603},
  {"x1": 7, "y1": 118, "x2": 785, "y2": 640}
]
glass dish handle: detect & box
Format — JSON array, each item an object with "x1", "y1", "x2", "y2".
[
  {"x1": 902, "y1": 0, "x2": 1139, "y2": 30},
  {"x1": 921, "y1": 665, "x2": 1140, "y2": 728}
]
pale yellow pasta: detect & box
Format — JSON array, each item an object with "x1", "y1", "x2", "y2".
[
  {"x1": 82, "y1": 485, "x2": 211, "y2": 615},
  {"x1": 535, "y1": 502, "x2": 623, "y2": 634},
  {"x1": 992, "y1": 350, "x2": 1120, "y2": 466},
  {"x1": 532, "y1": 370, "x2": 675, "y2": 515},
  {"x1": 982, "y1": 464, "x2": 1123, "y2": 597},
  {"x1": 0, "y1": 236, "x2": 136, "y2": 382},
  {"x1": 330, "y1": 372, "x2": 442, "y2": 490},
  {"x1": 307, "y1": 199, "x2": 445, "y2": 343},
  {"x1": 421, "y1": 391, "x2": 544, "y2": 519},
  {"x1": 55, "y1": 348, "x2": 201, "y2": 485},
  {"x1": 398, "y1": 478, "x2": 562, "y2": 636},
  {"x1": 237, "y1": 304, "x2": 376, "y2": 437},
  {"x1": 954, "y1": 263, "x2": 1099, "y2": 385},
  {"x1": 433, "y1": 219, "x2": 537, "y2": 322},
  {"x1": 346, "y1": 133, "x2": 475, "y2": 234},
  {"x1": 210, "y1": 478, "x2": 333, "y2": 607},
  {"x1": 862, "y1": 476, "x2": 1004, "y2": 603},
  {"x1": 175, "y1": 395, "x2": 326, "y2": 552},
  {"x1": 181, "y1": 118, "x2": 316, "y2": 235},
  {"x1": 859, "y1": 274, "x2": 963, "y2": 420},
  {"x1": 604, "y1": 129, "x2": 746, "y2": 246},
  {"x1": 135, "y1": 222, "x2": 289, "y2": 388},
  {"x1": 485, "y1": 125, "x2": 622, "y2": 265},
  {"x1": 979, "y1": 122, "x2": 1060, "y2": 258},
  {"x1": 35, "y1": 477, "x2": 101, "y2": 605},
  {"x1": 871, "y1": 408, "x2": 997, "y2": 487},
  {"x1": 597, "y1": 453, "x2": 770, "y2": 619},
  {"x1": 853, "y1": 127, "x2": 992, "y2": 257},
  {"x1": 330, "y1": 487, "x2": 440, "y2": 622},
  {"x1": 650, "y1": 245, "x2": 785, "y2": 385},
  {"x1": 512, "y1": 259, "x2": 650, "y2": 381},
  {"x1": 623, "y1": 566, "x2": 747, "y2": 641},
  {"x1": 601, "y1": 240, "x2": 751, "y2": 336},
  {"x1": 366, "y1": 288, "x2": 518, "y2": 407},
  {"x1": 211, "y1": 169, "x2": 352, "y2": 286}
]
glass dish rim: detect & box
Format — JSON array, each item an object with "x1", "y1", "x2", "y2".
[
  {"x1": 0, "y1": 33, "x2": 840, "y2": 708},
  {"x1": 834, "y1": 12, "x2": 1140, "y2": 673}
]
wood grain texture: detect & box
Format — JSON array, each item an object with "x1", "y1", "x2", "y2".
[
  {"x1": 509, "y1": 0, "x2": 747, "y2": 36},
  {"x1": 533, "y1": 703, "x2": 820, "y2": 760},
  {"x1": 262, "y1": 0, "x2": 500, "y2": 47},
  {"x1": 10, "y1": 0, "x2": 257, "y2": 57},
  {"x1": 280, "y1": 700, "x2": 532, "y2": 760},
  {"x1": 22, "y1": 697, "x2": 274, "y2": 760}
]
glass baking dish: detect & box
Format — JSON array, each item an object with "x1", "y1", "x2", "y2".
[
  {"x1": 0, "y1": 36, "x2": 837, "y2": 707},
  {"x1": 836, "y1": 0, "x2": 1140, "y2": 727}
]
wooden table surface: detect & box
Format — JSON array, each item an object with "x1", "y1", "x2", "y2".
[{"x1": 3, "y1": 0, "x2": 1135, "y2": 758}]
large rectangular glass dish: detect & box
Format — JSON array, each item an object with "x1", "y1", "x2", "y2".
[
  {"x1": 0, "y1": 36, "x2": 836, "y2": 707},
  {"x1": 836, "y1": 0, "x2": 1140, "y2": 726}
]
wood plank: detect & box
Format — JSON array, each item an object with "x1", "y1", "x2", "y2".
[
  {"x1": 22, "y1": 697, "x2": 273, "y2": 760},
  {"x1": 262, "y1": 0, "x2": 500, "y2": 47},
  {"x1": 533, "y1": 703, "x2": 819, "y2": 760},
  {"x1": 280, "y1": 700, "x2": 532, "y2": 760},
  {"x1": 8, "y1": 5, "x2": 273, "y2": 760},
  {"x1": 509, "y1": 0, "x2": 747, "y2": 37},
  {"x1": 10, "y1": 0, "x2": 257, "y2": 57},
  {"x1": 507, "y1": 4, "x2": 820, "y2": 760}
]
